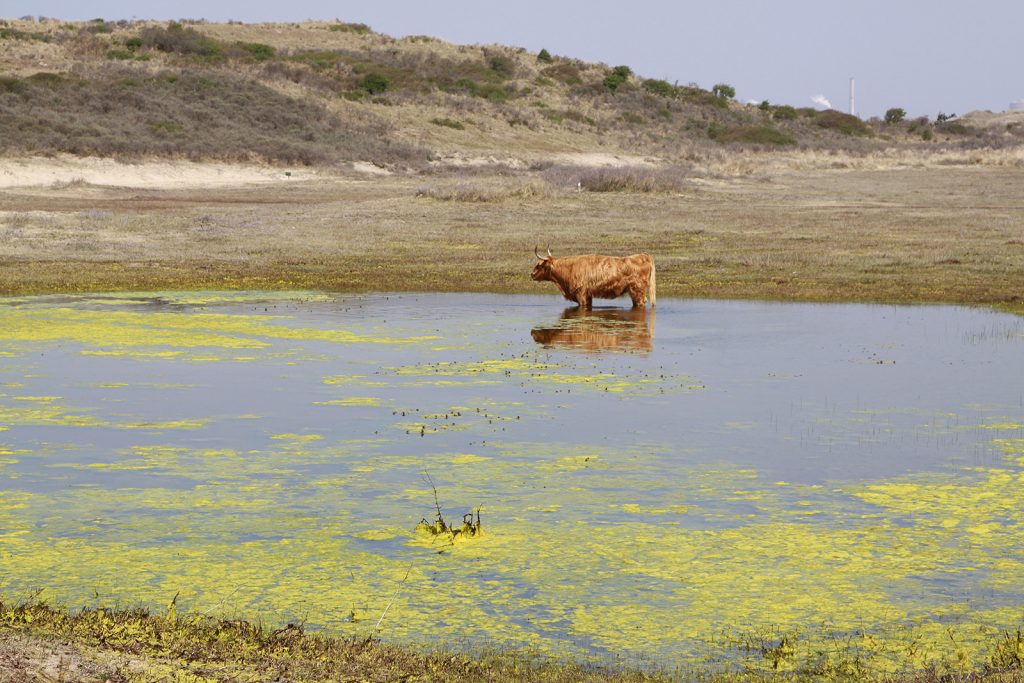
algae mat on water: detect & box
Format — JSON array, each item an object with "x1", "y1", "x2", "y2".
[{"x1": 1, "y1": 291, "x2": 1023, "y2": 675}]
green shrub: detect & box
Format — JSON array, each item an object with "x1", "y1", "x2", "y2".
[
  {"x1": 25, "y1": 72, "x2": 69, "y2": 87},
  {"x1": 288, "y1": 50, "x2": 345, "y2": 71},
  {"x1": 430, "y1": 117, "x2": 464, "y2": 130},
  {"x1": 712, "y1": 125, "x2": 797, "y2": 146},
  {"x1": 620, "y1": 111, "x2": 644, "y2": 125},
  {"x1": 486, "y1": 52, "x2": 515, "y2": 78},
  {"x1": 149, "y1": 121, "x2": 184, "y2": 135},
  {"x1": 815, "y1": 109, "x2": 871, "y2": 136},
  {"x1": 454, "y1": 78, "x2": 511, "y2": 101},
  {"x1": 602, "y1": 66, "x2": 632, "y2": 93},
  {"x1": 236, "y1": 42, "x2": 276, "y2": 61},
  {"x1": 562, "y1": 110, "x2": 595, "y2": 125},
  {"x1": 922, "y1": 128, "x2": 933, "y2": 141},
  {"x1": 712, "y1": 83, "x2": 735, "y2": 99},
  {"x1": 125, "y1": 36, "x2": 143, "y2": 49},
  {"x1": 139, "y1": 23, "x2": 224, "y2": 59},
  {"x1": 602, "y1": 72, "x2": 625, "y2": 92},
  {"x1": 537, "y1": 48, "x2": 552, "y2": 63},
  {"x1": 107, "y1": 49, "x2": 134, "y2": 60},
  {"x1": 360, "y1": 73, "x2": 389, "y2": 94},
  {"x1": 679, "y1": 86, "x2": 729, "y2": 109},
  {"x1": 643, "y1": 79, "x2": 677, "y2": 98},
  {"x1": 0, "y1": 27, "x2": 51, "y2": 41},
  {"x1": 541, "y1": 63, "x2": 581, "y2": 85},
  {"x1": 884, "y1": 107, "x2": 906, "y2": 124},
  {"x1": 937, "y1": 121, "x2": 971, "y2": 135},
  {"x1": 773, "y1": 105, "x2": 797, "y2": 120},
  {"x1": 0, "y1": 75, "x2": 23, "y2": 94},
  {"x1": 329, "y1": 22, "x2": 371, "y2": 34},
  {"x1": 907, "y1": 116, "x2": 927, "y2": 133},
  {"x1": 87, "y1": 18, "x2": 112, "y2": 34},
  {"x1": 534, "y1": 76, "x2": 554, "y2": 87}
]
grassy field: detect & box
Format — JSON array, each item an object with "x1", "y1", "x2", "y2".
[{"x1": 1, "y1": 155, "x2": 1022, "y2": 312}]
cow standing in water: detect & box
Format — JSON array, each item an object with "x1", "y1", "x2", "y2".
[{"x1": 531, "y1": 247, "x2": 656, "y2": 310}]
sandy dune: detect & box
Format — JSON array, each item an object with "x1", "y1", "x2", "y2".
[{"x1": 0, "y1": 155, "x2": 305, "y2": 189}]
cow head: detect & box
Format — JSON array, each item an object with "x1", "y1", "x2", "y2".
[{"x1": 531, "y1": 245, "x2": 554, "y2": 281}]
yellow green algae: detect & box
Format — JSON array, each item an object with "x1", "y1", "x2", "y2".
[
  {"x1": 2, "y1": 292, "x2": 1024, "y2": 676},
  {"x1": 0, "y1": 290, "x2": 436, "y2": 364},
  {"x1": 387, "y1": 357, "x2": 702, "y2": 396},
  {"x1": 5, "y1": 431, "x2": 1024, "y2": 674}
]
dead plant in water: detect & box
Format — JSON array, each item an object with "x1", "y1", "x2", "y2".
[{"x1": 415, "y1": 473, "x2": 483, "y2": 545}]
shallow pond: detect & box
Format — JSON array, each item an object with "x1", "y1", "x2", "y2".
[{"x1": 1, "y1": 291, "x2": 1023, "y2": 673}]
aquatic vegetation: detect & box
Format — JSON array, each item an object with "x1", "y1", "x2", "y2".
[
  {"x1": 414, "y1": 480, "x2": 484, "y2": 547},
  {"x1": 0, "y1": 292, "x2": 436, "y2": 364},
  {"x1": 386, "y1": 354, "x2": 703, "y2": 397},
  {"x1": 1, "y1": 292, "x2": 1024, "y2": 676}
]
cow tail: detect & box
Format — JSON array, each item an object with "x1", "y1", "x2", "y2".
[{"x1": 649, "y1": 258, "x2": 657, "y2": 308}]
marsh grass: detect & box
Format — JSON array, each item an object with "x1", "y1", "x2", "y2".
[
  {"x1": 4, "y1": 598, "x2": 1024, "y2": 681},
  {"x1": 0, "y1": 597, "x2": 668, "y2": 682}
]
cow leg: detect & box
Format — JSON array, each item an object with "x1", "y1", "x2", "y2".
[
  {"x1": 629, "y1": 287, "x2": 646, "y2": 308},
  {"x1": 576, "y1": 292, "x2": 592, "y2": 310}
]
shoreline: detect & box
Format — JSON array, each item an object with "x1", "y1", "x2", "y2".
[
  {"x1": 2, "y1": 156, "x2": 1022, "y2": 312},
  {"x1": 3, "y1": 598, "x2": 1023, "y2": 682}
]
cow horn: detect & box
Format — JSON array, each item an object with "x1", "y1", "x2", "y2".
[{"x1": 546, "y1": 246, "x2": 553, "y2": 258}]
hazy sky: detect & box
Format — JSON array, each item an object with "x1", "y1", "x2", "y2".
[{"x1": 5, "y1": 0, "x2": 1022, "y2": 118}]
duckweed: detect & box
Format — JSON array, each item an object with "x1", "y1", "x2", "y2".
[{"x1": 2, "y1": 292, "x2": 1024, "y2": 676}]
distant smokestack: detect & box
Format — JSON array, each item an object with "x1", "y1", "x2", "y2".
[{"x1": 849, "y1": 77, "x2": 856, "y2": 116}]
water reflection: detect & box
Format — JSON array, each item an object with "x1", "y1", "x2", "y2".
[{"x1": 531, "y1": 306, "x2": 655, "y2": 353}]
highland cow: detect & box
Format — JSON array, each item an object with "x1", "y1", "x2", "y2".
[{"x1": 531, "y1": 246, "x2": 656, "y2": 310}]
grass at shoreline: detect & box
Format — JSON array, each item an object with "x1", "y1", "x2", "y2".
[
  {"x1": 0, "y1": 598, "x2": 668, "y2": 682},
  {"x1": 3, "y1": 598, "x2": 1024, "y2": 682},
  {"x1": 1, "y1": 163, "x2": 1022, "y2": 311}
]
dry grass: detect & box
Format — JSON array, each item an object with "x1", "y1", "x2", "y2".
[
  {"x1": 4, "y1": 598, "x2": 1024, "y2": 682},
  {"x1": 416, "y1": 177, "x2": 556, "y2": 201},
  {"x1": 1, "y1": 157, "x2": 1021, "y2": 308},
  {"x1": 0, "y1": 599, "x2": 669, "y2": 682}
]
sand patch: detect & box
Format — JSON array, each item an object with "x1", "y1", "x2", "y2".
[
  {"x1": 0, "y1": 155, "x2": 307, "y2": 190},
  {"x1": 551, "y1": 152, "x2": 661, "y2": 167}
]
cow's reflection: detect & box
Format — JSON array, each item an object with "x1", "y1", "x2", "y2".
[{"x1": 531, "y1": 307, "x2": 655, "y2": 353}]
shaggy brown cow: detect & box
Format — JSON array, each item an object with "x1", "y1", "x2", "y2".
[{"x1": 531, "y1": 247, "x2": 656, "y2": 310}]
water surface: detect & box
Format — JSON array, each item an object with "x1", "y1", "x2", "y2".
[{"x1": 1, "y1": 292, "x2": 1022, "y2": 673}]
